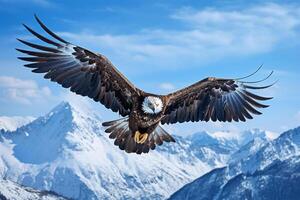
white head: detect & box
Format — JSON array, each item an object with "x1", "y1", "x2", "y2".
[{"x1": 142, "y1": 96, "x2": 163, "y2": 114}]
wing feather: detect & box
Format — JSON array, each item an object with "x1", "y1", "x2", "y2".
[
  {"x1": 162, "y1": 76, "x2": 273, "y2": 124},
  {"x1": 17, "y1": 15, "x2": 140, "y2": 116}
]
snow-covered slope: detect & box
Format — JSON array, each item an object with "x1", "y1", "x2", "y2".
[
  {"x1": 0, "y1": 116, "x2": 35, "y2": 132},
  {"x1": 185, "y1": 128, "x2": 273, "y2": 167},
  {"x1": 228, "y1": 127, "x2": 300, "y2": 174},
  {"x1": 216, "y1": 157, "x2": 300, "y2": 200},
  {"x1": 229, "y1": 136, "x2": 268, "y2": 165},
  {"x1": 0, "y1": 101, "x2": 236, "y2": 200},
  {"x1": 169, "y1": 127, "x2": 300, "y2": 200},
  {"x1": 0, "y1": 179, "x2": 67, "y2": 200},
  {"x1": 184, "y1": 132, "x2": 238, "y2": 166},
  {"x1": 169, "y1": 157, "x2": 300, "y2": 200}
]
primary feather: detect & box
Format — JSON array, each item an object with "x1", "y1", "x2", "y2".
[{"x1": 17, "y1": 15, "x2": 138, "y2": 117}]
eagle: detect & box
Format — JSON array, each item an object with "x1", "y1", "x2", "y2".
[{"x1": 17, "y1": 16, "x2": 274, "y2": 154}]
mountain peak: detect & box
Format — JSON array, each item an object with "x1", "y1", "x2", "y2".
[
  {"x1": 187, "y1": 131, "x2": 219, "y2": 146},
  {"x1": 50, "y1": 101, "x2": 71, "y2": 113},
  {"x1": 278, "y1": 126, "x2": 300, "y2": 141},
  {"x1": 44, "y1": 101, "x2": 101, "y2": 125},
  {"x1": 6, "y1": 101, "x2": 104, "y2": 165}
]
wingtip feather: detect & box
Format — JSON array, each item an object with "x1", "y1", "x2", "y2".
[{"x1": 34, "y1": 14, "x2": 69, "y2": 44}]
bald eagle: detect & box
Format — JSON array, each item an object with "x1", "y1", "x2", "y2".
[{"x1": 17, "y1": 16, "x2": 274, "y2": 154}]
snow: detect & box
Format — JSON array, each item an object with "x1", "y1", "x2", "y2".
[
  {"x1": 169, "y1": 126, "x2": 300, "y2": 200},
  {"x1": 229, "y1": 127, "x2": 300, "y2": 174},
  {"x1": 0, "y1": 179, "x2": 66, "y2": 200},
  {"x1": 0, "y1": 116, "x2": 35, "y2": 132},
  {"x1": 210, "y1": 128, "x2": 275, "y2": 147}
]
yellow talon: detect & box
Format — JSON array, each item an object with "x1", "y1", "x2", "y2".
[
  {"x1": 140, "y1": 133, "x2": 148, "y2": 143},
  {"x1": 134, "y1": 131, "x2": 140, "y2": 143},
  {"x1": 134, "y1": 131, "x2": 148, "y2": 144}
]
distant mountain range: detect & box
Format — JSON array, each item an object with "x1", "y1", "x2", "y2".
[
  {"x1": 169, "y1": 127, "x2": 300, "y2": 200},
  {"x1": 0, "y1": 101, "x2": 294, "y2": 200}
]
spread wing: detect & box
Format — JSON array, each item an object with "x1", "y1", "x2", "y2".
[
  {"x1": 162, "y1": 72, "x2": 274, "y2": 124},
  {"x1": 17, "y1": 15, "x2": 139, "y2": 116}
]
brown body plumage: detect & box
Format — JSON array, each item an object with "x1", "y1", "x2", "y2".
[{"x1": 17, "y1": 15, "x2": 274, "y2": 154}]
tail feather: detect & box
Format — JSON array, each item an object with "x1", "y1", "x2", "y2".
[
  {"x1": 102, "y1": 118, "x2": 127, "y2": 127},
  {"x1": 156, "y1": 126, "x2": 176, "y2": 142},
  {"x1": 102, "y1": 118, "x2": 176, "y2": 154},
  {"x1": 125, "y1": 134, "x2": 137, "y2": 153},
  {"x1": 109, "y1": 123, "x2": 127, "y2": 139}
]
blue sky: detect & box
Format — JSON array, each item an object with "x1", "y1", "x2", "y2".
[{"x1": 0, "y1": 0, "x2": 300, "y2": 136}]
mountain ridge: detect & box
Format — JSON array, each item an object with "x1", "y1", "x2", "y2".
[{"x1": 169, "y1": 126, "x2": 300, "y2": 200}]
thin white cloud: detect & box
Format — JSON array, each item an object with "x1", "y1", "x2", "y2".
[
  {"x1": 158, "y1": 83, "x2": 176, "y2": 91},
  {"x1": 172, "y1": 3, "x2": 300, "y2": 29},
  {"x1": 59, "y1": 3, "x2": 300, "y2": 71},
  {"x1": 171, "y1": 3, "x2": 300, "y2": 52},
  {"x1": 0, "y1": 76, "x2": 52, "y2": 105}
]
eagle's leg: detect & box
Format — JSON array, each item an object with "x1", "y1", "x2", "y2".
[{"x1": 134, "y1": 131, "x2": 148, "y2": 144}]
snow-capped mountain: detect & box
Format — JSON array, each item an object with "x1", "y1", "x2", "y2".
[
  {"x1": 184, "y1": 132, "x2": 239, "y2": 167},
  {"x1": 209, "y1": 128, "x2": 274, "y2": 148},
  {"x1": 217, "y1": 157, "x2": 300, "y2": 200},
  {"x1": 0, "y1": 101, "x2": 237, "y2": 200},
  {"x1": 229, "y1": 136, "x2": 268, "y2": 165},
  {"x1": 228, "y1": 126, "x2": 300, "y2": 174},
  {"x1": 169, "y1": 157, "x2": 300, "y2": 200},
  {"x1": 169, "y1": 127, "x2": 300, "y2": 200},
  {"x1": 185, "y1": 128, "x2": 274, "y2": 167},
  {"x1": 0, "y1": 179, "x2": 67, "y2": 200},
  {"x1": 0, "y1": 116, "x2": 35, "y2": 132}
]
